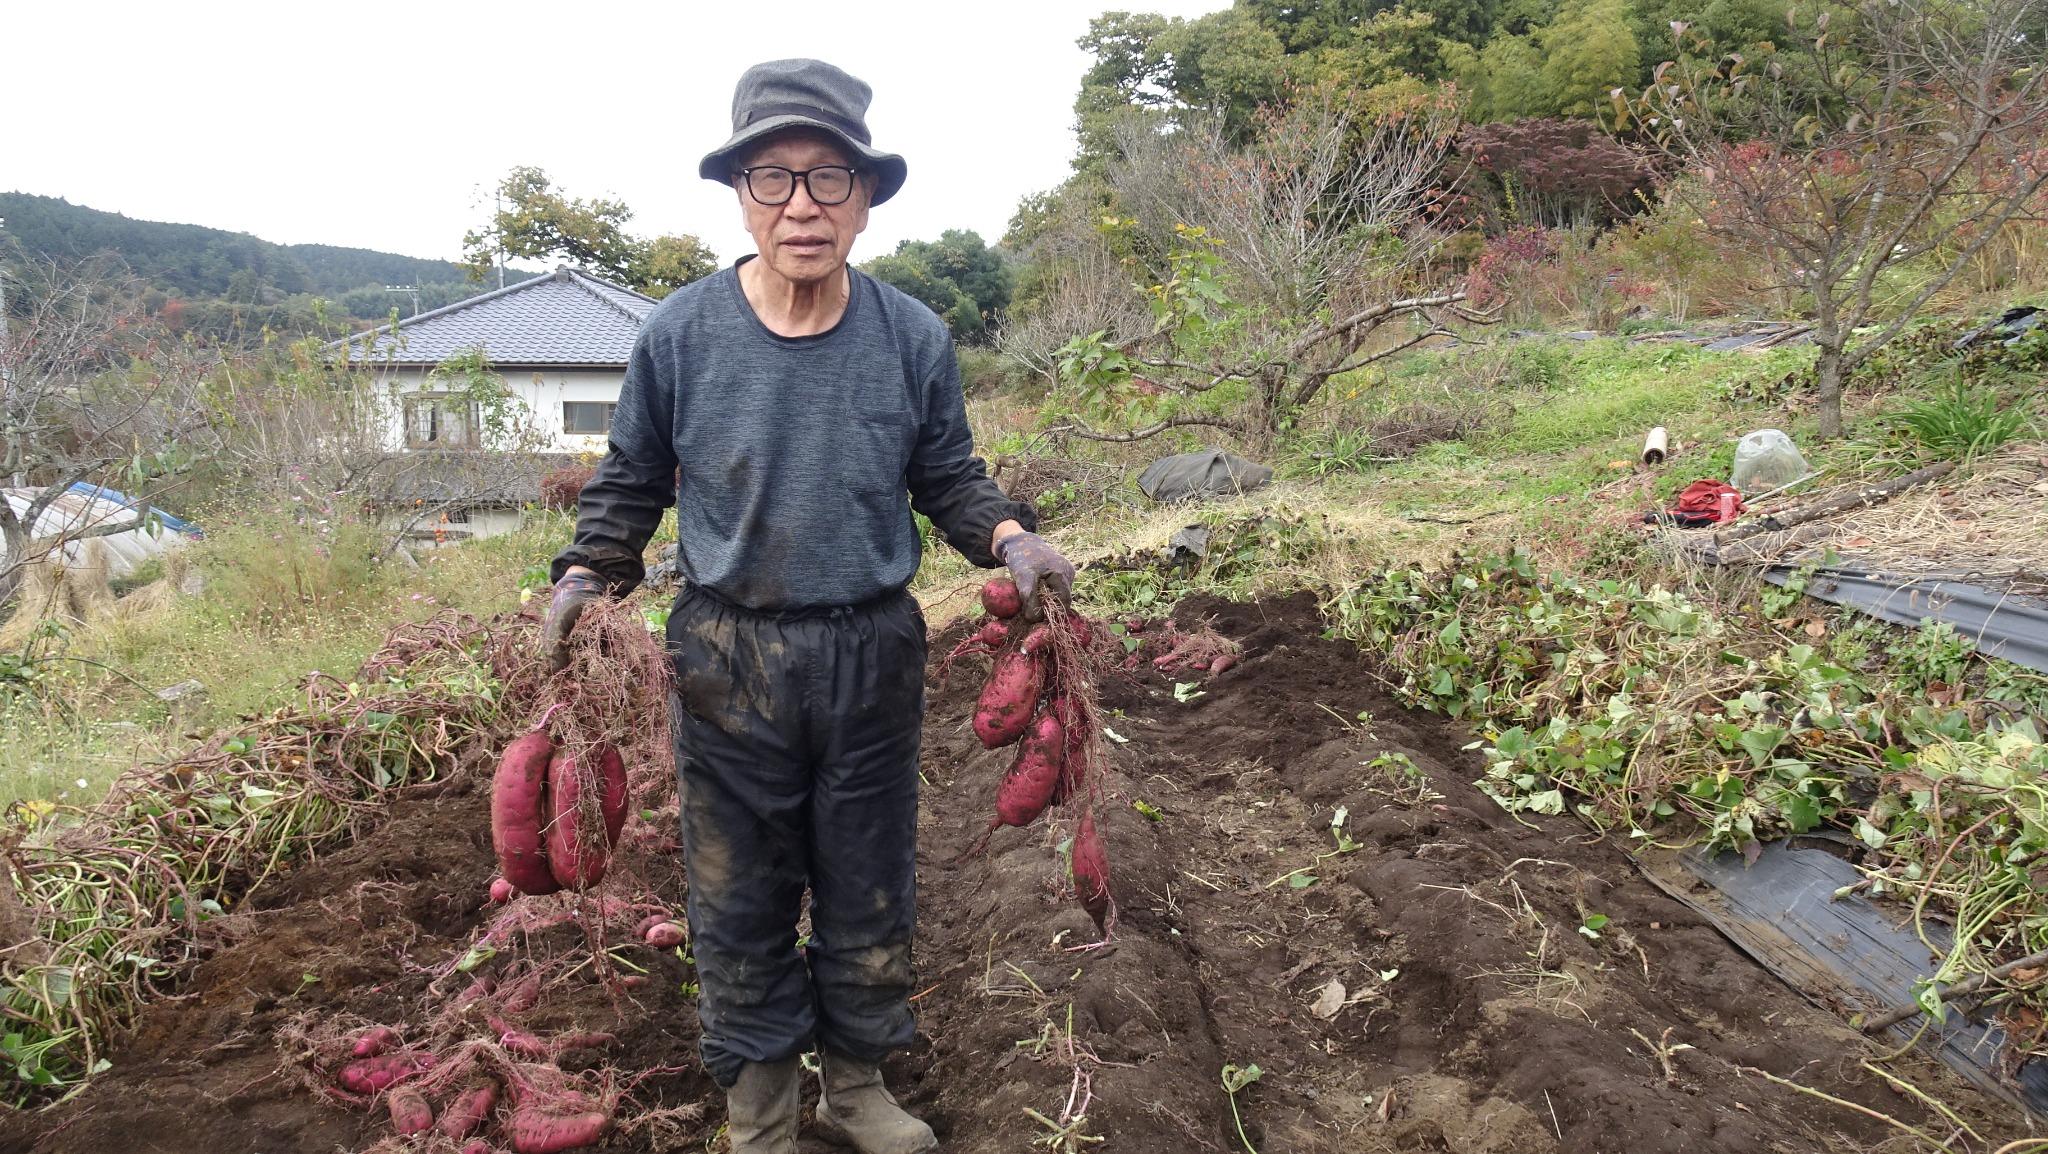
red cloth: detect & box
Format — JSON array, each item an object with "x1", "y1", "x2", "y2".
[
  {"x1": 1642, "y1": 479, "x2": 1746, "y2": 528},
  {"x1": 1674, "y1": 479, "x2": 1745, "y2": 519}
]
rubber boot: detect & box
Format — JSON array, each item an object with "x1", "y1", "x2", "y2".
[
  {"x1": 813, "y1": 1050, "x2": 937, "y2": 1154},
  {"x1": 727, "y1": 1057, "x2": 801, "y2": 1154}
]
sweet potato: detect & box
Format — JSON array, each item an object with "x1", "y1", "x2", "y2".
[
  {"x1": 488, "y1": 876, "x2": 515, "y2": 904},
  {"x1": 438, "y1": 1080, "x2": 500, "y2": 1139},
  {"x1": 973, "y1": 645, "x2": 1045, "y2": 749},
  {"x1": 492, "y1": 732, "x2": 560, "y2": 896},
  {"x1": 500, "y1": 971, "x2": 543, "y2": 1014},
  {"x1": 388, "y1": 1085, "x2": 435, "y2": 1135},
  {"x1": 545, "y1": 744, "x2": 627, "y2": 889},
  {"x1": 981, "y1": 577, "x2": 1023, "y2": 619},
  {"x1": 1049, "y1": 696, "x2": 1089, "y2": 805},
  {"x1": 488, "y1": 1014, "x2": 549, "y2": 1060},
  {"x1": 1209, "y1": 653, "x2": 1238, "y2": 675},
  {"x1": 644, "y1": 921, "x2": 686, "y2": 948},
  {"x1": 996, "y1": 712, "x2": 1066, "y2": 827},
  {"x1": 1072, "y1": 810, "x2": 1111, "y2": 929},
  {"x1": 459, "y1": 1142, "x2": 498, "y2": 1154},
  {"x1": 631, "y1": 913, "x2": 675, "y2": 940},
  {"x1": 507, "y1": 1095, "x2": 611, "y2": 1153},
  {"x1": 338, "y1": 1051, "x2": 431, "y2": 1095},
  {"x1": 350, "y1": 1025, "x2": 400, "y2": 1060}
]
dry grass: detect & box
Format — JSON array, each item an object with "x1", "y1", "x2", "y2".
[{"x1": 1742, "y1": 443, "x2": 2048, "y2": 592}]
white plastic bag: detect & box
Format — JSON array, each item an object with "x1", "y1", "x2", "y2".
[{"x1": 1730, "y1": 429, "x2": 1810, "y2": 493}]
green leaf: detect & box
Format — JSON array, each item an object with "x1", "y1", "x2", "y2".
[
  {"x1": 1738, "y1": 724, "x2": 1786, "y2": 768},
  {"x1": 1289, "y1": 873, "x2": 1318, "y2": 889}
]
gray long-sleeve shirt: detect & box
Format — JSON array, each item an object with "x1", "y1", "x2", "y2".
[{"x1": 550, "y1": 261, "x2": 1035, "y2": 611}]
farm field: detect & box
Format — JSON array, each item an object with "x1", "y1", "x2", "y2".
[{"x1": 0, "y1": 591, "x2": 2028, "y2": 1153}]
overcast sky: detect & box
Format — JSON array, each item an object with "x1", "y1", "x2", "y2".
[{"x1": 6, "y1": 0, "x2": 1227, "y2": 273}]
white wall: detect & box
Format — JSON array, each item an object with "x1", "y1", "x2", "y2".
[{"x1": 375, "y1": 367, "x2": 626, "y2": 454}]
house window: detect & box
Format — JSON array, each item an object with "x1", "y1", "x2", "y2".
[
  {"x1": 404, "y1": 394, "x2": 481, "y2": 449},
  {"x1": 563, "y1": 401, "x2": 617, "y2": 435}
]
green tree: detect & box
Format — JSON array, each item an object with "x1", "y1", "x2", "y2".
[
  {"x1": 862, "y1": 230, "x2": 1012, "y2": 342},
  {"x1": 630, "y1": 234, "x2": 720, "y2": 299},
  {"x1": 461, "y1": 167, "x2": 714, "y2": 299},
  {"x1": 1539, "y1": 0, "x2": 1641, "y2": 119}
]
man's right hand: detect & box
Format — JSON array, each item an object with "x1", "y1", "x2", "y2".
[{"x1": 540, "y1": 568, "x2": 608, "y2": 674}]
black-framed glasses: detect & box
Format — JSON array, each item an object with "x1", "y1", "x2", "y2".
[{"x1": 739, "y1": 165, "x2": 861, "y2": 206}]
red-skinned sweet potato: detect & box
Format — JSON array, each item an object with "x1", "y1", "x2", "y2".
[
  {"x1": 351, "y1": 1025, "x2": 400, "y2": 1060},
  {"x1": 338, "y1": 1051, "x2": 432, "y2": 1095},
  {"x1": 492, "y1": 732, "x2": 560, "y2": 896},
  {"x1": 1049, "y1": 696, "x2": 1089, "y2": 804},
  {"x1": 644, "y1": 921, "x2": 686, "y2": 948},
  {"x1": 996, "y1": 712, "x2": 1065, "y2": 827},
  {"x1": 388, "y1": 1085, "x2": 435, "y2": 1135},
  {"x1": 506, "y1": 1093, "x2": 611, "y2": 1153},
  {"x1": 459, "y1": 1141, "x2": 498, "y2": 1154},
  {"x1": 544, "y1": 744, "x2": 627, "y2": 888},
  {"x1": 487, "y1": 877, "x2": 515, "y2": 904},
  {"x1": 439, "y1": 1080, "x2": 500, "y2": 1139},
  {"x1": 973, "y1": 645, "x2": 1046, "y2": 749},
  {"x1": 500, "y1": 971, "x2": 543, "y2": 1014},
  {"x1": 1209, "y1": 653, "x2": 1238, "y2": 675},
  {"x1": 1073, "y1": 810, "x2": 1111, "y2": 929},
  {"x1": 981, "y1": 577, "x2": 1023, "y2": 619}
]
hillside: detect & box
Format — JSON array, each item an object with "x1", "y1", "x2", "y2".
[{"x1": 0, "y1": 191, "x2": 534, "y2": 340}]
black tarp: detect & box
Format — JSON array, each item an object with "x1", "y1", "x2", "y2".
[
  {"x1": 1137, "y1": 449, "x2": 1274, "y2": 503},
  {"x1": 1637, "y1": 841, "x2": 2048, "y2": 1118},
  {"x1": 1764, "y1": 566, "x2": 2048, "y2": 674}
]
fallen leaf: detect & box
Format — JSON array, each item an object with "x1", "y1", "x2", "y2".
[
  {"x1": 1803, "y1": 619, "x2": 1826, "y2": 638},
  {"x1": 1312, "y1": 978, "x2": 1347, "y2": 1020},
  {"x1": 1608, "y1": 460, "x2": 1632, "y2": 470},
  {"x1": 1843, "y1": 535, "x2": 1874, "y2": 548}
]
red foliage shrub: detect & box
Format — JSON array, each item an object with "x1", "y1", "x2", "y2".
[{"x1": 540, "y1": 466, "x2": 594, "y2": 512}]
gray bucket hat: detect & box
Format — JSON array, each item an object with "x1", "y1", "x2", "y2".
[{"x1": 699, "y1": 59, "x2": 908, "y2": 206}]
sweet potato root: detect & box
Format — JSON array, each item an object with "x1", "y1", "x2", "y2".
[
  {"x1": 1073, "y1": 810, "x2": 1111, "y2": 930},
  {"x1": 337, "y1": 1051, "x2": 432, "y2": 1095},
  {"x1": 506, "y1": 1092, "x2": 611, "y2": 1153},
  {"x1": 544, "y1": 743, "x2": 627, "y2": 888},
  {"x1": 995, "y1": 712, "x2": 1065, "y2": 827},
  {"x1": 972, "y1": 644, "x2": 1045, "y2": 749},
  {"x1": 981, "y1": 577, "x2": 1023, "y2": 619},
  {"x1": 388, "y1": 1085, "x2": 435, "y2": 1135},
  {"x1": 438, "y1": 1080, "x2": 500, "y2": 1139},
  {"x1": 350, "y1": 1025, "x2": 400, "y2": 1060},
  {"x1": 492, "y1": 732, "x2": 560, "y2": 896}
]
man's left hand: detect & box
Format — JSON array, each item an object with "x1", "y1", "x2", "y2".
[{"x1": 996, "y1": 532, "x2": 1075, "y2": 620}]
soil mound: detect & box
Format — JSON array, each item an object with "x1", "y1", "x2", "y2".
[{"x1": 0, "y1": 593, "x2": 2018, "y2": 1152}]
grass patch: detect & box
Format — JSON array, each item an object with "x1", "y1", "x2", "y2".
[{"x1": 0, "y1": 511, "x2": 571, "y2": 807}]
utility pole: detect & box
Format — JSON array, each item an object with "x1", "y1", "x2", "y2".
[
  {"x1": 494, "y1": 191, "x2": 506, "y2": 290},
  {"x1": 384, "y1": 284, "x2": 421, "y2": 317}
]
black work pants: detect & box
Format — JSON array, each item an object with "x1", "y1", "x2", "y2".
[{"x1": 665, "y1": 585, "x2": 927, "y2": 1088}]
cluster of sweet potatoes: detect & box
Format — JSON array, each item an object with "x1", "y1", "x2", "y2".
[
  {"x1": 327, "y1": 1024, "x2": 611, "y2": 1153},
  {"x1": 492, "y1": 732, "x2": 628, "y2": 894},
  {"x1": 958, "y1": 578, "x2": 1112, "y2": 928}
]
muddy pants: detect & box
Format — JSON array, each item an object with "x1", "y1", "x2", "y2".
[{"x1": 664, "y1": 584, "x2": 928, "y2": 1089}]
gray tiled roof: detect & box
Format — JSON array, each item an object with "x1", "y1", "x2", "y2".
[{"x1": 335, "y1": 267, "x2": 656, "y2": 367}]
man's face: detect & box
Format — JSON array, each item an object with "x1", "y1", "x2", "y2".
[{"x1": 735, "y1": 130, "x2": 871, "y2": 287}]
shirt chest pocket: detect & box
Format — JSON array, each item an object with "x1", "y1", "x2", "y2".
[{"x1": 848, "y1": 405, "x2": 916, "y2": 495}]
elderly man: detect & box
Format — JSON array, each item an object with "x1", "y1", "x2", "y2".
[{"x1": 541, "y1": 59, "x2": 1074, "y2": 1154}]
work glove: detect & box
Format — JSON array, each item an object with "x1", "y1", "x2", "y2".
[
  {"x1": 996, "y1": 532, "x2": 1075, "y2": 621},
  {"x1": 540, "y1": 570, "x2": 608, "y2": 674}
]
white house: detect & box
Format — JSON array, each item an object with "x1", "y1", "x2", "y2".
[{"x1": 332, "y1": 267, "x2": 657, "y2": 539}]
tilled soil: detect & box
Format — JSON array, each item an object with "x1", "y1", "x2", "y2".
[{"x1": 0, "y1": 593, "x2": 2022, "y2": 1153}]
